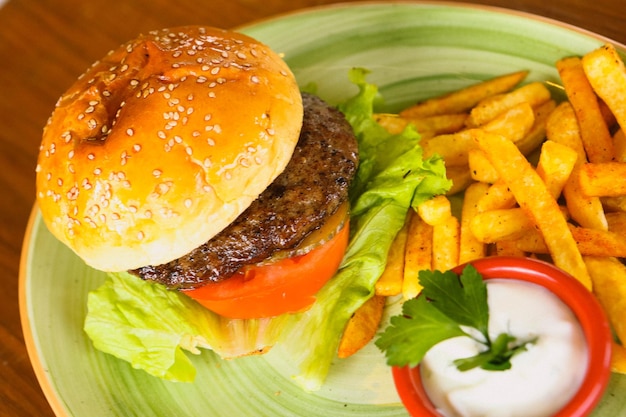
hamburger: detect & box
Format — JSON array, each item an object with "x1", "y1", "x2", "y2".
[
  {"x1": 35, "y1": 26, "x2": 358, "y2": 320},
  {"x1": 34, "y1": 25, "x2": 450, "y2": 387}
]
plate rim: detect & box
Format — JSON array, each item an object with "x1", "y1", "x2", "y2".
[{"x1": 19, "y1": 204, "x2": 70, "y2": 417}]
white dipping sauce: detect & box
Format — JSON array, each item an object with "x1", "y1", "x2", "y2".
[{"x1": 420, "y1": 279, "x2": 588, "y2": 417}]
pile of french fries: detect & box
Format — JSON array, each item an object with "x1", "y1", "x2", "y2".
[{"x1": 338, "y1": 43, "x2": 626, "y2": 373}]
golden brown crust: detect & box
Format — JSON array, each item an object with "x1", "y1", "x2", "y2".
[{"x1": 35, "y1": 26, "x2": 303, "y2": 271}]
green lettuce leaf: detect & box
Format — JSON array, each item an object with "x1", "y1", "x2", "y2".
[
  {"x1": 83, "y1": 68, "x2": 451, "y2": 388},
  {"x1": 85, "y1": 271, "x2": 289, "y2": 382},
  {"x1": 276, "y1": 68, "x2": 451, "y2": 390}
]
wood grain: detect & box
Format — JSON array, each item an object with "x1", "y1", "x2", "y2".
[{"x1": 1, "y1": 0, "x2": 625, "y2": 415}]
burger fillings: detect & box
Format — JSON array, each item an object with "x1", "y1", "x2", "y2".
[{"x1": 35, "y1": 26, "x2": 357, "y2": 316}]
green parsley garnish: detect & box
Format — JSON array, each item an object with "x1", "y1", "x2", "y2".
[{"x1": 375, "y1": 265, "x2": 535, "y2": 371}]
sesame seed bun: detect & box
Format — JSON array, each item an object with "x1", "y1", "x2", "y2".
[{"x1": 35, "y1": 26, "x2": 303, "y2": 272}]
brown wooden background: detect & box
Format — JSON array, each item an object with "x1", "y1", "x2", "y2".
[{"x1": 2, "y1": 0, "x2": 625, "y2": 415}]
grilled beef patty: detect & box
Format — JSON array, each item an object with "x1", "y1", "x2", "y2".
[{"x1": 134, "y1": 93, "x2": 359, "y2": 289}]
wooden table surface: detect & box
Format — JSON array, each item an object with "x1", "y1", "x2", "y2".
[{"x1": 1, "y1": 0, "x2": 625, "y2": 415}]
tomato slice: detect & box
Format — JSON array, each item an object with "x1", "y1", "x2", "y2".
[{"x1": 182, "y1": 220, "x2": 350, "y2": 319}]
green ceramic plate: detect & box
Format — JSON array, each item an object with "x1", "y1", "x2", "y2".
[{"x1": 20, "y1": 2, "x2": 626, "y2": 416}]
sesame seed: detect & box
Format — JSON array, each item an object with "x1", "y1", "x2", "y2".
[
  {"x1": 94, "y1": 167, "x2": 102, "y2": 175},
  {"x1": 88, "y1": 153, "x2": 95, "y2": 160},
  {"x1": 68, "y1": 150, "x2": 75, "y2": 159},
  {"x1": 67, "y1": 186, "x2": 79, "y2": 200},
  {"x1": 153, "y1": 169, "x2": 162, "y2": 178},
  {"x1": 251, "y1": 75, "x2": 260, "y2": 84},
  {"x1": 137, "y1": 231, "x2": 145, "y2": 240},
  {"x1": 185, "y1": 146, "x2": 193, "y2": 155},
  {"x1": 184, "y1": 198, "x2": 192, "y2": 208},
  {"x1": 133, "y1": 144, "x2": 141, "y2": 152},
  {"x1": 127, "y1": 128, "x2": 134, "y2": 136}
]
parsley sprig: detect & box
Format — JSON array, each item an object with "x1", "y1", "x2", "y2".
[{"x1": 375, "y1": 265, "x2": 535, "y2": 371}]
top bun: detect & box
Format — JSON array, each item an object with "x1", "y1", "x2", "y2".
[{"x1": 35, "y1": 26, "x2": 303, "y2": 271}]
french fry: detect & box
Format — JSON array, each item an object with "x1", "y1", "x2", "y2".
[
  {"x1": 556, "y1": 56, "x2": 614, "y2": 163},
  {"x1": 417, "y1": 195, "x2": 451, "y2": 226},
  {"x1": 373, "y1": 113, "x2": 409, "y2": 135},
  {"x1": 516, "y1": 99, "x2": 557, "y2": 156},
  {"x1": 403, "y1": 211, "x2": 433, "y2": 299},
  {"x1": 546, "y1": 102, "x2": 608, "y2": 231},
  {"x1": 569, "y1": 225, "x2": 626, "y2": 257},
  {"x1": 445, "y1": 164, "x2": 473, "y2": 195},
  {"x1": 466, "y1": 82, "x2": 551, "y2": 127},
  {"x1": 483, "y1": 102, "x2": 535, "y2": 143},
  {"x1": 514, "y1": 225, "x2": 626, "y2": 257},
  {"x1": 459, "y1": 182, "x2": 489, "y2": 264},
  {"x1": 400, "y1": 70, "x2": 528, "y2": 118},
  {"x1": 375, "y1": 217, "x2": 409, "y2": 296},
  {"x1": 337, "y1": 295, "x2": 386, "y2": 358},
  {"x1": 494, "y1": 239, "x2": 526, "y2": 257},
  {"x1": 476, "y1": 180, "x2": 516, "y2": 213},
  {"x1": 468, "y1": 149, "x2": 499, "y2": 183},
  {"x1": 582, "y1": 44, "x2": 626, "y2": 132},
  {"x1": 607, "y1": 211, "x2": 626, "y2": 234},
  {"x1": 471, "y1": 129, "x2": 592, "y2": 289},
  {"x1": 423, "y1": 103, "x2": 534, "y2": 166},
  {"x1": 421, "y1": 130, "x2": 475, "y2": 167},
  {"x1": 536, "y1": 140, "x2": 578, "y2": 200},
  {"x1": 584, "y1": 256, "x2": 626, "y2": 346},
  {"x1": 579, "y1": 162, "x2": 626, "y2": 197},
  {"x1": 405, "y1": 113, "x2": 468, "y2": 135},
  {"x1": 545, "y1": 101, "x2": 587, "y2": 158},
  {"x1": 470, "y1": 208, "x2": 534, "y2": 243},
  {"x1": 603, "y1": 196, "x2": 626, "y2": 212},
  {"x1": 611, "y1": 341, "x2": 626, "y2": 375},
  {"x1": 432, "y1": 215, "x2": 460, "y2": 271},
  {"x1": 614, "y1": 129, "x2": 626, "y2": 162}
]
